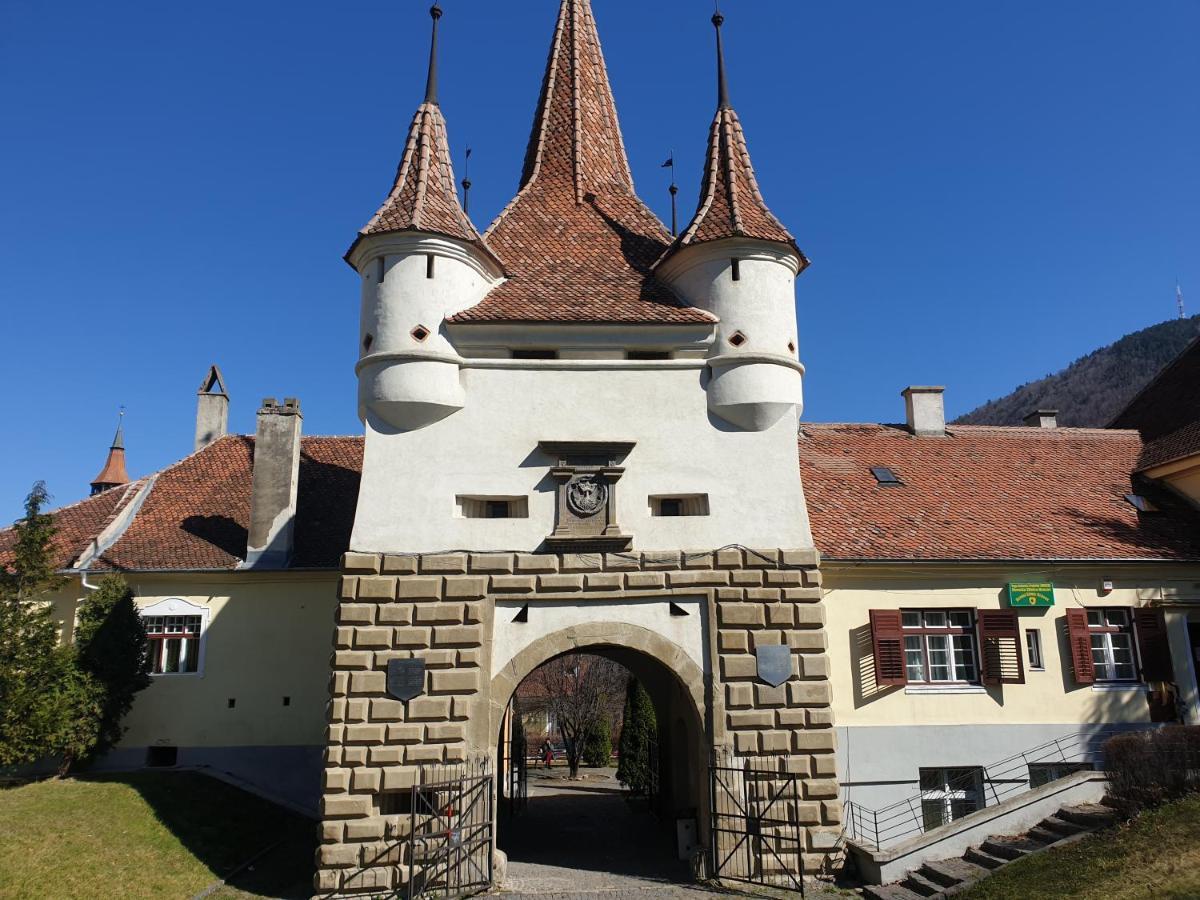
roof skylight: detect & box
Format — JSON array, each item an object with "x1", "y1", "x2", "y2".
[{"x1": 871, "y1": 466, "x2": 904, "y2": 487}]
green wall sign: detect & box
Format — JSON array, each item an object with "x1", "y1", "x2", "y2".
[{"x1": 1007, "y1": 582, "x2": 1055, "y2": 607}]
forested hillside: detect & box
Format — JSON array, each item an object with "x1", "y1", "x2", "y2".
[{"x1": 955, "y1": 316, "x2": 1200, "y2": 427}]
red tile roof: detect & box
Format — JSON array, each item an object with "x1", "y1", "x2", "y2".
[
  {"x1": 0, "y1": 481, "x2": 144, "y2": 571},
  {"x1": 659, "y1": 106, "x2": 806, "y2": 268},
  {"x1": 798, "y1": 424, "x2": 1200, "y2": 562},
  {"x1": 448, "y1": 0, "x2": 712, "y2": 326},
  {"x1": 1111, "y1": 335, "x2": 1200, "y2": 471},
  {"x1": 7, "y1": 423, "x2": 1197, "y2": 574},
  {"x1": 348, "y1": 102, "x2": 496, "y2": 265}
]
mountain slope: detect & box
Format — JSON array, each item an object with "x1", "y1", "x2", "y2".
[{"x1": 955, "y1": 316, "x2": 1200, "y2": 427}]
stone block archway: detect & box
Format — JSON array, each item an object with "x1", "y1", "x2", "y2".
[{"x1": 316, "y1": 548, "x2": 839, "y2": 895}]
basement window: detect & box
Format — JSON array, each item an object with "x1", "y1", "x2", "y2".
[
  {"x1": 456, "y1": 496, "x2": 530, "y2": 519},
  {"x1": 512, "y1": 349, "x2": 558, "y2": 360},
  {"x1": 145, "y1": 746, "x2": 178, "y2": 768},
  {"x1": 871, "y1": 467, "x2": 903, "y2": 487},
  {"x1": 650, "y1": 495, "x2": 710, "y2": 517},
  {"x1": 1028, "y1": 762, "x2": 1092, "y2": 789},
  {"x1": 919, "y1": 767, "x2": 984, "y2": 830}
]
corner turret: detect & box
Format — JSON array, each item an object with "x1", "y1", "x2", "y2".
[
  {"x1": 655, "y1": 9, "x2": 808, "y2": 431},
  {"x1": 91, "y1": 411, "x2": 130, "y2": 495},
  {"x1": 348, "y1": 3, "x2": 503, "y2": 431}
]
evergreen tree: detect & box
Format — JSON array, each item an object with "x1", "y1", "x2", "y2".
[
  {"x1": 616, "y1": 677, "x2": 657, "y2": 795},
  {"x1": 72, "y1": 575, "x2": 151, "y2": 765},
  {"x1": 582, "y1": 713, "x2": 612, "y2": 768},
  {"x1": 0, "y1": 482, "x2": 97, "y2": 770}
]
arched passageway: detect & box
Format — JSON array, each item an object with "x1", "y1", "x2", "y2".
[{"x1": 490, "y1": 629, "x2": 709, "y2": 893}]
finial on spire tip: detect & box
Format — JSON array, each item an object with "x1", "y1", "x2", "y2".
[
  {"x1": 424, "y1": 2, "x2": 442, "y2": 105},
  {"x1": 713, "y1": 4, "x2": 730, "y2": 108}
]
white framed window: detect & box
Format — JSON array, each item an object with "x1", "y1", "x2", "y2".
[
  {"x1": 902, "y1": 610, "x2": 979, "y2": 684},
  {"x1": 1087, "y1": 609, "x2": 1137, "y2": 682},
  {"x1": 1025, "y1": 629, "x2": 1044, "y2": 670},
  {"x1": 919, "y1": 766, "x2": 984, "y2": 830},
  {"x1": 140, "y1": 598, "x2": 209, "y2": 677}
]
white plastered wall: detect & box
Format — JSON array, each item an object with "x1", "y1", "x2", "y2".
[{"x1": 350, "y1": 363, "x2": 814, "y2": 553}]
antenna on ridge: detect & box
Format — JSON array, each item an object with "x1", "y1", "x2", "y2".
[
  {"x1": 662, "y1": 151, "x2": 678, "y2": 236},
  {"x1": 1178, "y1": 281, "x2": 1186, "y2": 320},
  {"x1": 462, "y1": 147, "x2": 473, "y2": 216}
]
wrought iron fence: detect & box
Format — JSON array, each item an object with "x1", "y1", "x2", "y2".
[
  {"x1": 709, "y1": 752, "x2": 805, "y2": 895},
  {"x1": 845, "y1": 729, "x2": 1127, "y2": 849}
]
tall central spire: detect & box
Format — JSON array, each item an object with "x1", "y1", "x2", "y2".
[
  {"x1": 518, "y1": 0, "x2": 634, "y2": 204},
  {"x1": 424, "y1": 3, "x2": 442, "y2": 105}
]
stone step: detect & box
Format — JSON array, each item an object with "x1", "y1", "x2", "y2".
[
  {"x1": 964, "y1": 845, "x2": 1008, "y2": 870},
  {"x1": 1026, "y1": 825, "x2": 1064, "y2": 845},
  {"x1": 980, "y1": 837, "x2": 1043, "y2": 860},
  {"x1": 1041, "y1": 815, "x2": 1086, "y2": 837},
  {"x1": 920, "y1": 857, "x2": 988, "y2": 888},
  {"x1": 862, "y1": 884, "x2": 929, "y2": 900},
  {"x1": 1058, "y1": 803, "x2": 1119, "y2": 829},
  {"x1": 900, "y1": 870, "x2": 944, "y2": 897}
]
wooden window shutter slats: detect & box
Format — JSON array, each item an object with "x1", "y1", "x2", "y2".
[
  {"x1": 1065, "y1": 608, "x2": 1095, "y2": 685},
  {"x1": 1133, "y1": 608, "x2": 1174, "y2": 682},
  {"x1": 869, "y1": 609, "x2": 907, "y2": 686},
  {"x1": 978, "y1": 609, "x2": 1025, "y2": 685}
]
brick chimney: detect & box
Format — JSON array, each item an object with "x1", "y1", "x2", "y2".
[
  {"x1": 1023, "y1": 409, "x2": 1058, "y2": 429},
  {"x1": 902, "y1": 386, "x2": 946, "y2": 436},
  {"x1": 195, "y1": 365, "x2": 230, "y2": 452},
  {"x1": 244, "y1": 397, "x2": 302, "y2": 569}
]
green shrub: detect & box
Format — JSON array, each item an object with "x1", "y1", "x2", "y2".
[
  {"x1": 617, "y1": 678, "x2": 657, "y2": 795},
  {"x1": 582, "y1": 714, "x2": 612, "y2": 768}
]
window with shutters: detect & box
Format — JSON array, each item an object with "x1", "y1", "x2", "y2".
[
  {"x1": 902, "y1": 610, "x2": 979, "y2": 684},
  {"x1": 1087, "y1": 609, "x2": 1138, "y2": 682},
  {"x1": 919, "y1": 767, "x2": 984, "y2": 830}
]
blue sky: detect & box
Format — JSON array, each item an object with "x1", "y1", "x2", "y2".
[{"x1": 1, "y1": 0, "x2": 1197, "y2": 519}]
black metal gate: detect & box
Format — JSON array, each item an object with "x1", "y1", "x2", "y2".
[
  {"x1": 406, "y1": 764, "x2": 494, "y2": 899},
  {"x1": 709, "y1": 757, "x2": 805, "y2": 895}
]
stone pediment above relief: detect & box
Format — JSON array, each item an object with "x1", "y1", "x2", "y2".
[{"x1": 538, "y1": 441, "x2": 635, "y2": 553}]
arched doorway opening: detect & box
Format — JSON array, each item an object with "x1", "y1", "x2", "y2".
[{"x1": 490, "y1": 627, "x2": 709, "y2": 891}]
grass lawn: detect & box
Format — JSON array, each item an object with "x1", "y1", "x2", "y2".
[
  {"x1": 0, "y1": 772, "x2": 315, "y2": 900},
  {"x1": 959, "y1": 795, "x2": 1200, "y2": 900}
]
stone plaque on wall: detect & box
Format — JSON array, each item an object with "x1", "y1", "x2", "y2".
[
  {"x1": 538, "y1": 441, "x2": 634, "y2": 552},
  {"x1": 387, "y1": 658, "x2": 426, "y2": 701}
]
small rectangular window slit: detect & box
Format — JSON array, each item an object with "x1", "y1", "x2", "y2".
[
  {"x1": 650, "y1": 495, "x2": 710, "y2": 517},
  {"x1": 731, "y1": 259, "x2": 741, "y2": 281},
  {"x1": 426, "y1": 254, "x2": 436, "y2": 279}
]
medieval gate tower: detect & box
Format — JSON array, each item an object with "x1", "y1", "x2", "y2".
[{"x1": 318, "y1": 1, "x2": 840, "y2": 892}]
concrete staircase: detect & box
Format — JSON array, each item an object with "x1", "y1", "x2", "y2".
[{"x1": 861, "y1": 803, "x2": 1119, "y2": 899}]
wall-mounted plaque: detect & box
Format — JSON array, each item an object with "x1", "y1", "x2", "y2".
[
  {"x1": 387, "y1": 658, "x2": 426, "y2": 702},
  {"x1": 538, "y1": 441, "x2": 635, "y2": 552},
  {"x1": 756, "y1": 645, "x2": 792, "y2": 687}
]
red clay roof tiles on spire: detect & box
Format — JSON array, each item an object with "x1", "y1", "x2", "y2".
[
  {"x1": 349, "y1": 102, "x2": 491, "y2": 260},
  {"x1": 448, "y1": 0, "x2": 712, "y2": 326}
]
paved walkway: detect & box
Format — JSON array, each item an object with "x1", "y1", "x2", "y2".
[{"x1": 488, "y1": 768, "x2": 836, "y2": 899}]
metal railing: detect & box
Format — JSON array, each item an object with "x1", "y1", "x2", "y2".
[{"x1": 845, "y1": 728, "x2": 1128, "y2": 849}]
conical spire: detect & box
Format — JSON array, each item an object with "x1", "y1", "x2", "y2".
[
  {"x1": 517, "y1": 0, "x2": 634, "y2": 204},
  {"x1": 658, "y1": 10, "x2": 806, "y2": 268},
  {"x1": 91, "y1": 410, "x2": 130, "y2": 495},
  {"x1": 348, "y1": 4, "x2": 498, "y2": 264}
]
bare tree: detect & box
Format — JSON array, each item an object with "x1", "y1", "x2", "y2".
[{"x1": 528, "y1": 653, "x2": 628, "y2": 778}]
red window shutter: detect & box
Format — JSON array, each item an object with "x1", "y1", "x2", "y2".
[
  {"x1": 870, "y1": 610, "x2": 907, "y2": 686},
  {"x1": 1133, "y1": 608, "x2": 1174, "y2": 682},
  {"x1": 1065, "y1": 608, "x2": 1095, "y2": 685},
  {"x1": 978, "y1": 610, "x2": 1025, "y2": 685}
]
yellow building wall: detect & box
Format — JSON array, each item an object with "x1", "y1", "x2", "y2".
[
  {"x1": 47, "y1": 573, "x2": 338, "y2": 750},
  {"x1": 823, "y1": 563, "x2": 1200, "y2": 728}
]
